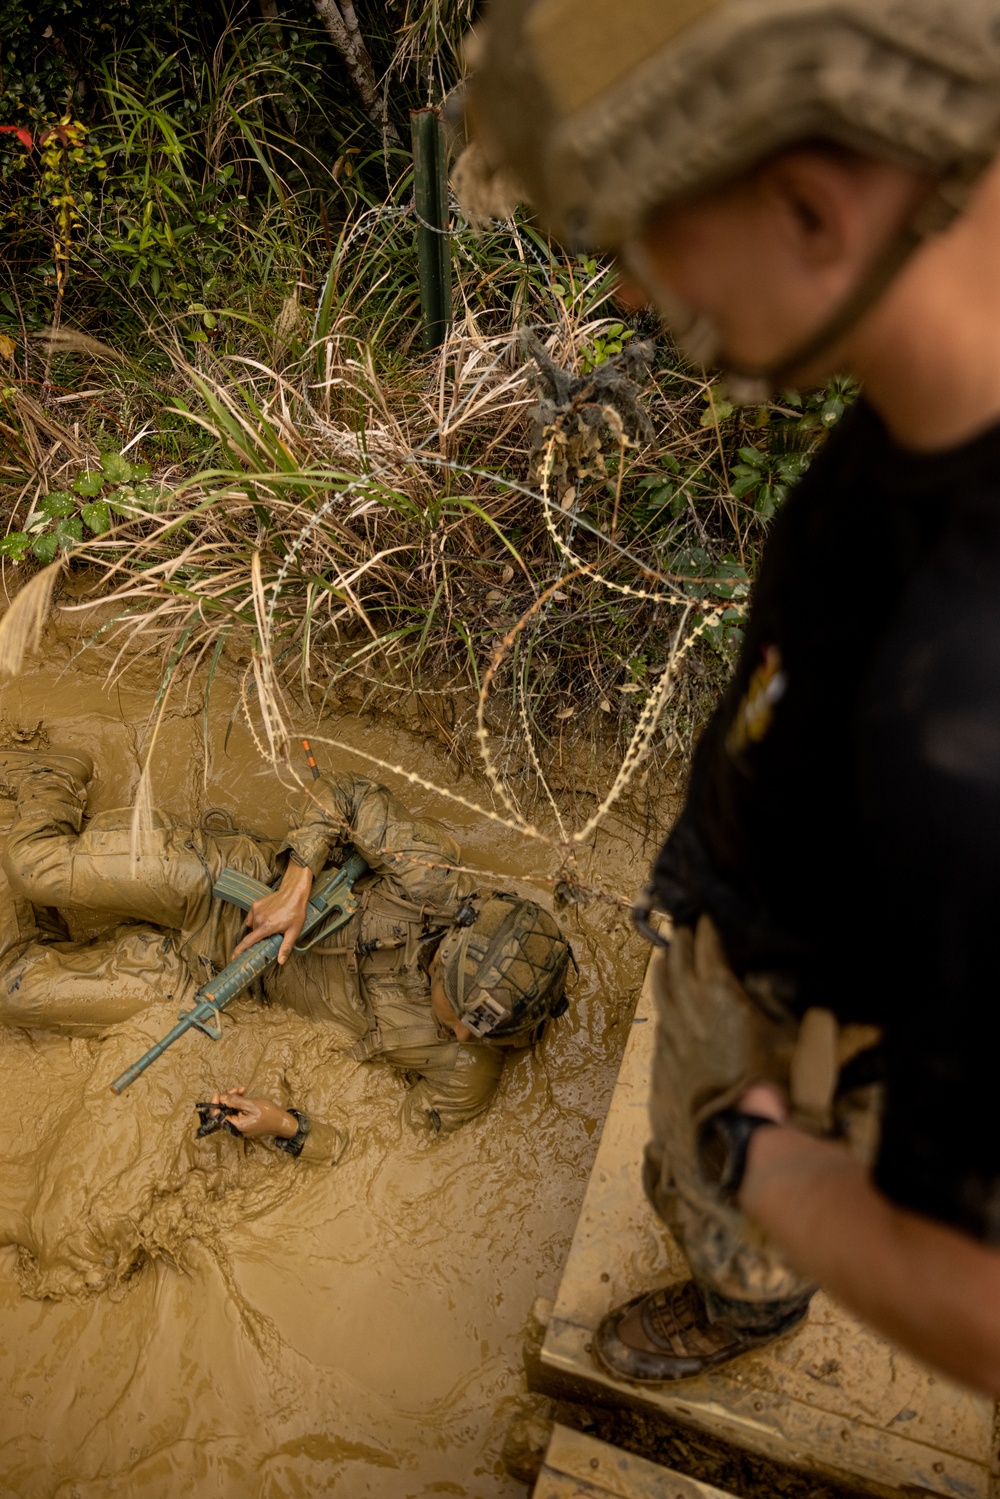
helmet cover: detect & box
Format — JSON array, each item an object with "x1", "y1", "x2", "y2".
[
  {"x1": 437, "y1": 892, "x2": 571, "y2": 1041},
  {"x1": 465, "y1": 0, "x2": 1000, "y2": 247}
]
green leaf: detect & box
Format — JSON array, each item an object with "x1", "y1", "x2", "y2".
[
  {"x1": 700, "y1": 398, "x2": 735, "y2": 426},
  {"x1": 100, "y1": 452, "x2": 132, "y2": 485},
  {"x1": 645, "y1": 485, "x2": 675, "y2": 511},
  {"x1": 81, "y1": 500, "x2": 111, "y2": 535},
  {"x1": 133, "y1": 483, "x2": 160, "y2": 510},
  {"x1": 54, "y1": 516, "x2": 83, "y2": 545},
  {"x1": 39, "y1": 490, "x2": 75, "y2": 517},
  {"x1": 731, "y1": 475, "x2": 760, "y2": 499},
  {"x1": 74, "y1": 469, "x2": 104, "y2": 497},
  {"x1": 737, "y1": 447, "x2": 765, "y2": 467},
  {"x1": 0, "y1": 532, "x2": 32, "y2": 560},
  {"x1": 32, "y1": 532, "x2": 59, "y2": 562},
  {"x1": 755, "y1": 487, "x2": 777, "y2": 520},
  {"x1": 106, "y1": 487, "x2": 133, "y2": 515},
  {"x1": 109, "y1": 482, "x2": 159, "y2": 513}
]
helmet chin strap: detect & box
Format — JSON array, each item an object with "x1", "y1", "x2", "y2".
[
  {"x1": 723, "y1": 217, "x2": 928, "y2": 400},
  {"x1": 622, "y1": 177, "x2": 962, "y2": 404}
]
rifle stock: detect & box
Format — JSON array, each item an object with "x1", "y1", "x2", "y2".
[{"x1": 109, "y1": 850, "x2": 368, "y2": 1095}]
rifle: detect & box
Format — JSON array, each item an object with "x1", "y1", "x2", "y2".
[{"x1": 109, "y1": 850, "x2": 369, "y2": 1095}]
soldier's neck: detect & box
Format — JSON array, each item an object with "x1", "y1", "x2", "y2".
[{"x1": 849, "y1": 154, "x2": 1000, "y2": 453}]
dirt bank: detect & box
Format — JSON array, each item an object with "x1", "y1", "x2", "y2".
[{"x1": 0, "y1": 623, "x2": 658, "y2": 1498}]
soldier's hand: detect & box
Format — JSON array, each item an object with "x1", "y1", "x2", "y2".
[
  {"x1": 209, "y1": 1087, "x2": 299, "y2": 1139},
  {"x1": 232, "y1": 858, "x2": 314, "y2": 964}
]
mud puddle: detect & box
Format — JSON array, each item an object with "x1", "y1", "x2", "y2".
[{"x1": 0, "y1": 625, "x2": 657, "y2": 1499}]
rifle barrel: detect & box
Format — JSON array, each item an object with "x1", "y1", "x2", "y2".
[{"x1": 109, "y1": 1013, "x2": 203, "y2": 1094}]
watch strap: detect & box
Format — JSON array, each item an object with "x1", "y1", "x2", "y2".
[
  {"x1": 273, "y1": 1108, "x2": 310, "y2": 1157},
  {"x1": 698, "y1": 1108, "x2": 777, "y2": 1202}
]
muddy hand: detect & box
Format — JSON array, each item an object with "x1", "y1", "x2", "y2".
[
  {"x1": 232, "y1": 859, "x2": 314, "y2": 964},
  {"x1": 214, "y1": 1088, "x2": 299, "y2": 1139},
  {"x1": 195, "y1": 1089, "x2": 245, "y2": 1138}
]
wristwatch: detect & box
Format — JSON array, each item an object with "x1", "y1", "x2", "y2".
[
  {"x1": 273, "y1": 1108, "x2": 310, "y2": 1158},
  {"x1": 697, "y1": 1108, "x2": 777, "y2": 1202}
]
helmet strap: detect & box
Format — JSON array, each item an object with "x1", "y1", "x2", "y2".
[{"x1": 725, "y1": 213, "x2": 929, "y2": 398}]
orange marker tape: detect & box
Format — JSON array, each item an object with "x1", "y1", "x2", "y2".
[{"x1": 301, "y1": 738, "x2": 320, "y2": 780}]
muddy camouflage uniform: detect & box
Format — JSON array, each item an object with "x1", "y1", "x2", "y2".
[{"x1": 0, "y1": 758, "x2": 503, "y2": 1156}]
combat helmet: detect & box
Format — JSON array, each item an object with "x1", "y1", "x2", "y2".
[
  {"x1": 436, "y1": 892, "x2": 572, "y2": 1043},
  {"x1": 464, "y1": 0, "x2": 1000, "y2": 251}
]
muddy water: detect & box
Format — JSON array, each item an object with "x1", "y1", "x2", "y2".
[{"x1": 0, "y1": 626, "x2": 656, "y2": 1499}]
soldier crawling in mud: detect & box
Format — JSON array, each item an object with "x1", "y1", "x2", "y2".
[{"x1": 0, "y1": 747, "x2": 571, "y2": 1160}]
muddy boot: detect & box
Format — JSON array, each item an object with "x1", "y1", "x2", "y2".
[
  {"x1": 0, "y1": 746, "x2": 94, "y2": 794},
  {"x1": 593, "y1": 1279, "x2": 808, "y2": 1383}
]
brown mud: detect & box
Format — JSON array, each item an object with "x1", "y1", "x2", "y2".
[{"x1": 0, "y1": 618, "x2": 659, "y2": 1498}]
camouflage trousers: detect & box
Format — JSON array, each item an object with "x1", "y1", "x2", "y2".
[
  {"x1": 643, "y1": 917, "x2": 882, "y2": 1326},
  {"x1": 0, "y1": 756, "x2": 279, "y2": 1034}
]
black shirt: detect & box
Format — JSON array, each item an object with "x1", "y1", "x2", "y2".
[{"x1": 653, "y1": 400, "x2": 1000, "y2": 1242}]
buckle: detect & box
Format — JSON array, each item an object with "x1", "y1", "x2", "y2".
[
  {"x1": 349, "y1": 1029, "x2": 382, "y2": 1061},
  {"x1": 460, "y1": 991, "x2": 507, "y2": 1038}
]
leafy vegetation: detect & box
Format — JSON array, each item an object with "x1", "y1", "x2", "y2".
[{"x1": 0, "y1": 1, "x2": 854, "y2": 821}]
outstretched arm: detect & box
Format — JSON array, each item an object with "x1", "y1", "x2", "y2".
[
  {"x1": 207, "y1": 1087, "x2": 347, "y2": 1165},
  {"x1": 739, "y1": 1084, "x2": 1000, "y2": 1396}
]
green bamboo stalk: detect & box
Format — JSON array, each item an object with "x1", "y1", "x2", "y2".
[{"x1": 410, "y1": 107, "x2": 451, "y2": 352}]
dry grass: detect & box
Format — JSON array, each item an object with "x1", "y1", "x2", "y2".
[{"x1": 0, "y1": 205, "x2": 831, "y2": 883}]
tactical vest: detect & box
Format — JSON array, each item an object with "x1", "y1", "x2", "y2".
[{"x1": 336, "y1": 881, "x2": 475, "y2": 1062}]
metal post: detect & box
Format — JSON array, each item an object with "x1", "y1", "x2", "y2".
[{"x1": 410, "y1": 107, "x2": 451, "y2": 352}]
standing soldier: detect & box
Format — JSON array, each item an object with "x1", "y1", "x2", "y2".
[{"x1": 466, "y1": 0, "x2": 1000, "y2": 1393}]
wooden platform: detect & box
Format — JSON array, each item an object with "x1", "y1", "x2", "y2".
[
  {"x1": 532, "y1": 962, "x2": 998, "y2": 1499},
  {"x1": 533, "y1": 1425, "x2": 738, "y2": 1499}
]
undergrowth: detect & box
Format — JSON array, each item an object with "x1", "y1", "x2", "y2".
[{"x1": 0, "y1": 4, "x2": 854, "y2": 862}]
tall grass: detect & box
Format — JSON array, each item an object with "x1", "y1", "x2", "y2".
[{"x1": 0, "y1": 42, "x2": 850, "y2": 865}]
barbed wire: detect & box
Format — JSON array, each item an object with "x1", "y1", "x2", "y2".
[
  {"x1": 104, "y1": 236, "x2": 750, "y2": 916},
  {"x1": 229, "y1": 395, "x2": 738, "y2": 919}
]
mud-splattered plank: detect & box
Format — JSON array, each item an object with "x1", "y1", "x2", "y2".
[{"x1": 533, "y1": 1424, "x2": 738, "y2": 1499}]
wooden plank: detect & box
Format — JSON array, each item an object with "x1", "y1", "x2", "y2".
[
  {"x1": 537, "y1": 957, "x2": 996, "y2": 1499},
  {"x1": 534, "y1": 1424, "x2": 738, "y2": 1499}
]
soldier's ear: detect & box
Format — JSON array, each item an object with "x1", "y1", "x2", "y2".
[
  {"x1": 759, "y1": 152, "x2": 856, "y2": 269},
  {"x1": 759, "y1": 148, "x2": 930, "y2": 276}
]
